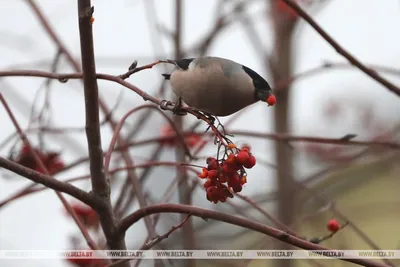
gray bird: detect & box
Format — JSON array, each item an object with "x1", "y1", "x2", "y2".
[{"x1": 162, "y1": 56, "x2": 276, "y2": 117}]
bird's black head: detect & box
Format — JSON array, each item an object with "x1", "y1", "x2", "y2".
[{"x1": 242, "y1": 65, "x2": 276, "y2": 106}]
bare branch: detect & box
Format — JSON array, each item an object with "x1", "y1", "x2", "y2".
[
  {"x1": 0, "y1": 156, "x2": 96, "y2": 207},
  {"x1": 77, "y1": 1, "x2": 128, "y2": 262},
  {"x1": 281, "y1": 0, "x2": 400, "y2": 97},
  {"x1": 0, "y1": 93, "x2": 99, "y2": 250},
  {"x1": 119, "y1": 203, "x2": 389, "y2": 267}
]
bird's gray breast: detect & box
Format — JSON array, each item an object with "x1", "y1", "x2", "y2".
[{"x1": 170, "y1": 60, "x2": 256, "y2": 116}]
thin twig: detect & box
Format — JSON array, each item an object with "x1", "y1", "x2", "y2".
[
  {"x1": 235, "y1": 193, "x2": 297, "y2": 236},
  {"x1": 105, "y1": 215, "x2": 192, "y2": 267},
  {"x1": 281, "y1": 0, "x2": 400, "y2": 97}
]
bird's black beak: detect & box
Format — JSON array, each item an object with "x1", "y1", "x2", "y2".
[{"x1": 256, "y1": 90, "x2": 276, "y2": 106}]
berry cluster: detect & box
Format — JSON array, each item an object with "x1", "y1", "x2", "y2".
[
  {"x1": 198, "y1": 145, "x2": 256, "y2": 204},
  {"x1": 66, "y1": 202, "x2": 99, "y2": 229},
  {"x1": 13, "y1": 145, "x2": 64, "y2": 175}
]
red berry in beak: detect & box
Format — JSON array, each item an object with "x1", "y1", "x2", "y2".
[{"x1": 266, "y1": 95, "x2": 276, "y2": 106}]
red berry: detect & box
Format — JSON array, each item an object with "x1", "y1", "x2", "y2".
[
  {"x1": 219, "y1": 174, "x2": 228, "y2": 183},
  {"x1": 225, "y1": 154, "x2": 236, "y2": 165},
  {"x1": 203, "y1": 179, "x2": 215, "y2": 188},
  {"x1": 219, "y1": 197, "x2": 227, "y2": 203},
  {"x1": 243, "y1": 155, "x2": 256, "y2": 169},
  {"x1": 206, "y1": 187, "x2": 219, "y2": 203},
  {"x1": 221, "y1": 162, "x2": 232, "y2": 174},
  {"x1": 241, "y1": 145, "x2": 251, "y2": 152},
  {"x1": 217, "y1": 190, "x2": 228, "y2": 202},
  {"x1": 231, "y1": 184, "x2": 242, "y2": 193},
  {"x1": 233, "y1": 162, "x2": 243, "y2": 171},
  {"x1": 236, "y1": 151, "x2": 250, "y2": 165},
  {"x1": 206, "y1": 157, "x2": 218, "y2": 170},
  {"x1": 240, "y1": 176, "x2": 247, "y2": 185},
  {"x1": 327, "y1": 219, "x2": 340, "y2": 232},
  {"x1": 228, "y1": 174, "x2": 240, "y2": 188},
  {"x1": 208, "y1": 169, "x2": 218, "y2": 180},
  {"x1": 198, "y1": 168, "x2": 208, "y2": 179}
]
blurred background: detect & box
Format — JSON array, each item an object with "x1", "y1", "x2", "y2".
[{"x1": 1, "y1": 0, "x2": 400, "y2": 267}]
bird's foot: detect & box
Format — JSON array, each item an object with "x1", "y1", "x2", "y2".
[
  {"x1": 160, "y1": 99, "x2": 187, "y2": 115},
  {"x1": 203, "y1": 112, "x2": 216, "y2": 125},
  {"x1": 190, "y1": 109, "x2": 216, "y2": 125},
  {"x1": 193, "y1": 110, "x2": 231, "y2": 138},
  {"x1": 172, "y1": 97, "x2": 187, "y2": 115},
  {"x1": 189, "y1": 109, "x2": 217, "y2": 134},
  {"x1": 159, "y1": 100, "x2": 174, "y2": 111}
]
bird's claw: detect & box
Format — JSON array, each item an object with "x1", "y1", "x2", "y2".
[
  {"x1": 160, "y1": 99, "x2": 187, "y2": 116},
  {"x1": 160, "y1": 100, "x2": 174, "y2": 110},
  {"x1": 172, "y1": 97, "x2": 187, "y2": 116},
  {"x1": 190, "y1": 109, "x2": 216, "y2": 125},
  {"x1": 201, "y1": 112, "x2": 216, "y2": 125},
  {"x1": 173, "y1": 108, "x2": 187, "y2": 116},
  {"x1": 205, "y1": 114, "x2": 216, "y2": 125}
]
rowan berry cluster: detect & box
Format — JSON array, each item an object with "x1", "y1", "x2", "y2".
[
  {"x1": 66, "y1": 202, "x2": 99, "y2": 229},
  {"x1": 198, "y1": 145, "x2": 256, "y2": 203},
  {"x1": 12, "y1": 144, "x2": 64, "y2": 175}
]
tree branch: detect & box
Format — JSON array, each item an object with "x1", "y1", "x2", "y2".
[
  {"x1": 77, "y1": 1, "x2": 128, "y2": 263},
  {"x1": 119, "y1": 203, "x2": 389, "y2": 267},
  {"x1": 281, "y1": 0, "x2": 400, "y2": 97},
  {"x1": 173, "y1": 0, "x2": 196, "y2": 260},
  {"x1": 0, "y1": 93, "x2": 99, "y2": 250},
  {"x1": 0, "y1": 156, "x2": 97, "y2": 207}
]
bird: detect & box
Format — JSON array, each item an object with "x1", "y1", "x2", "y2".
[{"x1": 161, "y1": 56, "x2": 276, "y2": 117}]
